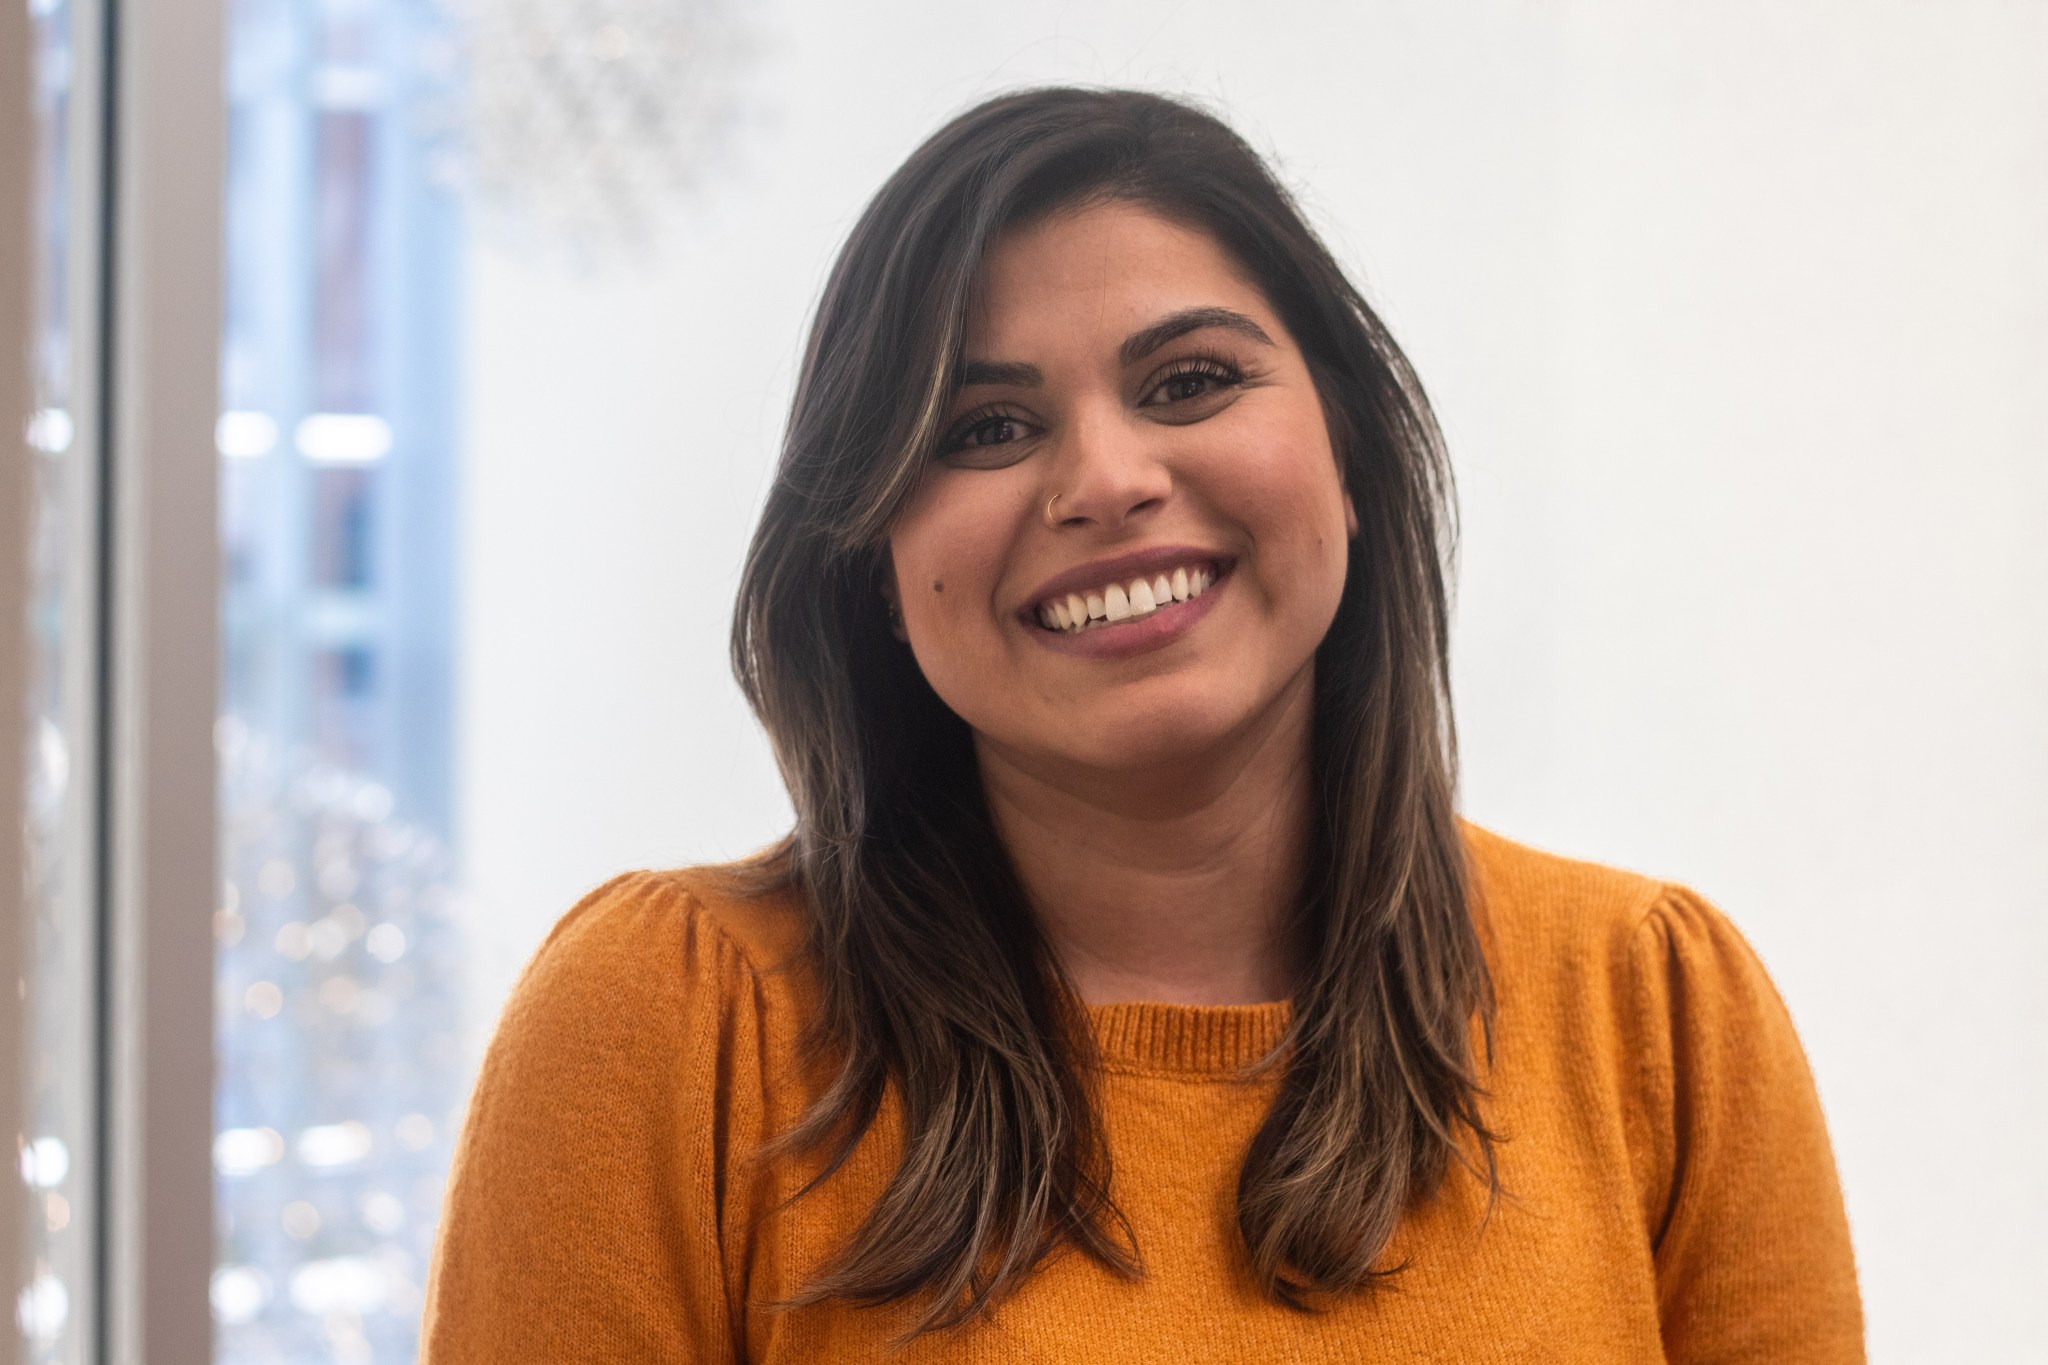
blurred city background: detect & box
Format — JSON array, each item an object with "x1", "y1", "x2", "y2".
[{"x1": 28, "y1": 2, "x2": 471, "y2": 1360}]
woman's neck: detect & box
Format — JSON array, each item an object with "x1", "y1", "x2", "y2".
[{"x1": 976, "y1": 667, "x2": 1314, "y2": 1007}]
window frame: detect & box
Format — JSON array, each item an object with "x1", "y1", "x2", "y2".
[
  {"x1": 13, "y1": 0, "x2": 226, "y2": 1360},
  {"x1": 101, "y1": 0, "x2": 225, "y2": 1353}
]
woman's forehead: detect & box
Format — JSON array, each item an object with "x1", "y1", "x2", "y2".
[{"x1": 964, "y1": 201, "x2": 1274, "y2": 357}]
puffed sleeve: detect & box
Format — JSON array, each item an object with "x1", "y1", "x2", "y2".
[
  {"x1": 1624, "y1": 885, "x2": 1865, "y2": 1363},
  {"x1": 420, "y1": 871, "x2": 770, "y2": 1364}
]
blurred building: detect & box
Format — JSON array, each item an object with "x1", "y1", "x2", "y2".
[{"x1": 210, "y1": 1, "x2": 468, "y2": 1361}]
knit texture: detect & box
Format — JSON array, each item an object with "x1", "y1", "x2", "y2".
[{"x1": 420, "y1": 824, "x2": 1864, "y2": 1362}]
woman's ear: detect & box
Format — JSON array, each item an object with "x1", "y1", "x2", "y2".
[{"x1": 1343, "y1": 488, "x2": 1359, "y2": 539}]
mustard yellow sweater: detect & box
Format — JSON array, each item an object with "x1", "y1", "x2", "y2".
[{"x1": 421, "y1": 824, "x2": 1863, "y2": 1362}]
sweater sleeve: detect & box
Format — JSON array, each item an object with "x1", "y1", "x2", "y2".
[
  {"x1": 420, "y1": 871, "x2": 769, "y2": 1365},
  {"x1": 1624, "y1": 885, "x2": 1865, "y2": 1364}
]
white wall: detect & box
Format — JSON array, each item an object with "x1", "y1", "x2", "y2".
[{"x1": 458, "y1": 3, "x2": 2048, "y2": 1358}]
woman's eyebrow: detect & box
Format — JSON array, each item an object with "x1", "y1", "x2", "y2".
[
  {"x1": 1120, "y1": 306, "x2": 1275, "y2": 365},
  {"x1": 954, "y1": 307, "x2": 1274, "y2": 389},
  {"x1": 958, "y1": 359, "x2": 1043, "y2": 388}
]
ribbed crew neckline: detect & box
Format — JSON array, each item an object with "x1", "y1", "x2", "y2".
[{"x1": 1087, "y1": 999, "x2": 1292, "y2": 1075}]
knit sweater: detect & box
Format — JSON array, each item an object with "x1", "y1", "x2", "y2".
[{"x1": 420, "y1": 824, "x2": 1864, "y2": 1362}]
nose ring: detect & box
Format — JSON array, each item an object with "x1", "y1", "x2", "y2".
[{"x1": 1044, "y1": 493, "x2": 1062, "y2": 528}]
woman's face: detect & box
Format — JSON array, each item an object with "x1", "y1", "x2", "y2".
[{"x1": 887, "y1": 199, "x2": 1355, "y2": 780}]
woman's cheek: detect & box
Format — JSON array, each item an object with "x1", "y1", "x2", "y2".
[
  {"x1": 1226, "y1": 452, "x2": 1348, "y2": 622},
  {"x1": 890, "y1": 484, "x2": 1011, "y2": 665}
]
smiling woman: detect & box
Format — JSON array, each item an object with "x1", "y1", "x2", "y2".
[
  {"x1": 885, "y1": 203, "x2": 1360, "y2": 1012},
  {"x1": 421, "y1": 88, "x2": 1864, "y2": 1362}
]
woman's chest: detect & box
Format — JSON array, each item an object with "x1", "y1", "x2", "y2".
[{"x1": 739, "y1": 1070, "x2": 1668, "y2": 1363}]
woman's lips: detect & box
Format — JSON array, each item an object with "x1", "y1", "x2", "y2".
[
  {"x1": 1032, "y1": 560, "x2": 1221, "y2": 634},
  {"x1": 1024, "y1": 565, "x2": 1230, "y2": 660},
  {"x1": 1018, "y1": 545, "x2": 1235, "y2": 624}
]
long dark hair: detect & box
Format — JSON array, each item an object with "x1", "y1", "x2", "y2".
[{"x1": 731, "y1": 86, "x2": 1495, "y2": 1334}]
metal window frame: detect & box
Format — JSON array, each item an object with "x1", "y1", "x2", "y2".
[
  {"x1": 13, "y1": 0, "x2": 225, "y2": 1361},
  {"x1": 16, "y1": 1, "x2": 251, "y2": 1358},
  {"x1": 97, "y1": 0, "x2": 226, "y2": 1360}
]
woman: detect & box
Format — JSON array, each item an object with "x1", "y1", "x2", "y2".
[{"x1": 423, "y1": 87, "x2": 1863, "y2": 1362}]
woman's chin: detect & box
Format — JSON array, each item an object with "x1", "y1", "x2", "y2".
[{"x1": 993, "y1": 694, "x2": 1269, "y2": 783}]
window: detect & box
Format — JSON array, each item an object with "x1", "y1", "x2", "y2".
[
  {"x1": 215, "y1": 2, "x2": 467, "y2": 1361},
  {"x1": 21, "y1": 1, "x2": 94, "y2": 1359},
  {"x1": 16, "y1": 1, "x2": 769, "y2": 1358}
]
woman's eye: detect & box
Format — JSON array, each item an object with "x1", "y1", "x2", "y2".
[
  {"x1": 938, "y1": 409, "x2": 1038, "y2": 466},
  {"x1": 958, "y1": 415, "x2": 1025, "y2": 448},
  {"x1": 1143, "y1": 359, "x2": 1244, "y2": 408}
]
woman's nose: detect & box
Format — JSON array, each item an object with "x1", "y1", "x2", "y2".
[{"x1": 1045, "y1": 405, "x2": 1172, "y2": 531}]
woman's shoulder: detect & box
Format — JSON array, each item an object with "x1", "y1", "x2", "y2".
[
  {"x1": 544, "y1": 858, "x2": 808, "y2": 964},
  {"x1": 1455, "y1": 829, "x2": 1860, "y2": 1348},
  {"x1": 1456, "y1": 820, "x2": 1810, "y2": 1118},
  {"x1": 487, "y1": 856, "x2": 814, "y2": 1066},
  {"x1": 1457, "y1": 818, "x2": 1763, "y2": 995},
  {"x1": 540, "y1": 855, "x2": 806, "y2": 967},
  {"x1": 429, "y1": 858, "x2": 816, "y2": 1360}
]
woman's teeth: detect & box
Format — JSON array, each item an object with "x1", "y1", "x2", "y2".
[{"x1": 1036, "y1": 564, "x2": 1216, "y2": 633}]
